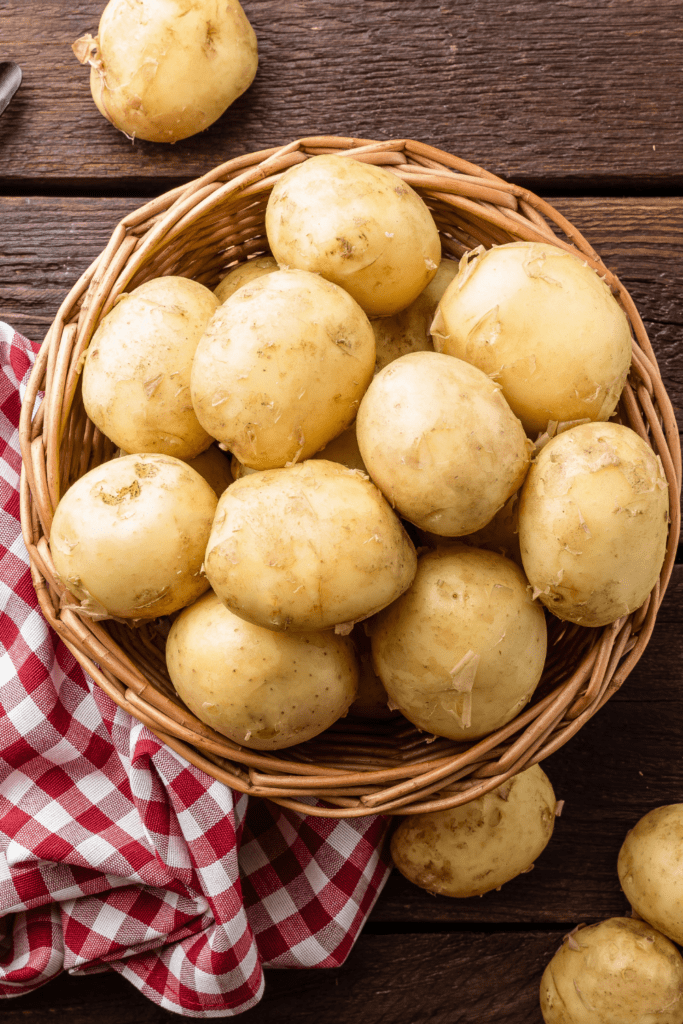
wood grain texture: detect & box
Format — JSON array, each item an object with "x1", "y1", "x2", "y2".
[
  {"x1": 2, "y1": 194, "x2": 682, "y2": 426},
  {"x1": 0, "y1": 930, "x2": 561, "y2": 1023},
  {"x1": 1, "y1": 0, "x2": 682, "y2": 190}
]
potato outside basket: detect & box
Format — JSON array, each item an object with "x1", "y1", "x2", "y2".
[{"x1": 19, "y1": 136, "x2": 682, "y2": 819}]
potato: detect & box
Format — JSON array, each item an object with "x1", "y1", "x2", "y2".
[
  {"x1": 356, "y1": 351, "x2": 532, "y2": 536},
  {"x1": 166, "y1": 591, "x2": 358, "y2": 750},
  {"x1": 265, "y1": 154, "x2": 442, "y2": 317},
  {"x1": 432, "y1": 241, "x2": 633, "y2": 436},
  {"x1": 50, "y1": 454, "x2": 216, "y2": 619},
  {"x1": 191, "y1": 269, "x2": 376, "y2": 469},
  {"x1": 519, "y1": 422, "x2": 669, "y2": 626},
  {"x1": 72, "y1": 0, "x2": 258, "y2": 143},
  {"x1": 214, "y1": 256, "x2": 279, "y2": 304},
  {"x1": 372, "y1": 258, "x2": 459, "y2": 372},
  {"x1": 369, "y1": 546, "x2": 547, "y2": 741},
  {"x1": 82, "y1": 276, "x2": 219, "y2": 459},
  {"x1": 204, "y1": 459, "x2": 417, "y2": 632},
  {"x1": 540, "y1": 917, "x2": 683, "y2": 1024},
  {"x1": 391, "y1": 764, "x2": 556, "y2": 897},
  {"x1": 618, "y1": 804, "x2": 683, "y2": 947}
]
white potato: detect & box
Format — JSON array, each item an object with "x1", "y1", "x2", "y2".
[
  {"x1": 356, "y1": 351, "x2": 532, "y2": 536},
  {"x1": 519, "y1": 422, "x2": 669, "y2": 626},
  {"x1": 191, "y1": 269, "x2": 376, "y2": 469},
  {"x1": 618, "y1": 804, "x2": 683, "y2": 947},
  {"x1": 369, "y1": 546, "x2": 547, "y2": 740},
  {"x1": 540, "y1": 917, "x2": 683, "y2": 1024},
  {"x1": 265, "y1": 154, "x2": 442, "y2": 316},
  {"x1": 50, "y1": 454, "x2": 216, "y2": 619},
  {"x1": 204, "y1": 459, "x2": 417, "y2": 632},
  {"x1": 214, "y1": 256, "x2": 279, "y2": 304},
  {"x1": 391, "y1": 765, "x2": 556, "y2": 897},
  {"x1": 82, "y1": 275, "x2": 219, "y2": 459},
  {"x1": 166, "y1": 591, "x2": 358, "y2": 750},
  {"x1": 432, "y1": 241, "x2": 633, "y2": 436},
  {"x1": 73, "y1": 0, "x2": 258, "y2": 143}
]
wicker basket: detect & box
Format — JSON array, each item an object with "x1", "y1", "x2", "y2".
[{"x1": 19, "y1": 136, "x2": 682, "y2": 818}]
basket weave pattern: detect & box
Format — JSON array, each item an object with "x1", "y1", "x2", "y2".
[{"x1": 19, "y1": 137, "x2": 682, "y2": 818}]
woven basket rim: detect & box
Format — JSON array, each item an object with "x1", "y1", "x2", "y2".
[{"x1": 19, "y1": 136, "x2": 683, "y2": 817}]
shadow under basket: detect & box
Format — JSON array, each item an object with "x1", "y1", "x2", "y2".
[{"x1": 19, "y1": 136, "x2": 682, "y2": 818}]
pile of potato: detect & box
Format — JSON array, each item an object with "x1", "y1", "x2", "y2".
[{"x1": 50, "y1": 153, "x2": 669, "y2": 760}]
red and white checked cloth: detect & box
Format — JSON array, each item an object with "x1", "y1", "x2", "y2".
[{"x1": 0, "y1": 323, "x2": 392, "y2": 1017}]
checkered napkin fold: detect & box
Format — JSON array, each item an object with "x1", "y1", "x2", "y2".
[{"x1": 0, "y1": 324, "x2": 392, "y2": 1017}]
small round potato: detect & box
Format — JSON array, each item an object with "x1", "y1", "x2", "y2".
[
  {"x1": 265, "y1": 154, "x2": 442, "y2": 317},
  {"x1": 191, "y1": 269, "x2": 376, "y2": 469},
  {"x1": 391, "y1": 765, "x2": 556, "y2": 897},
  {"x1": 540, "y1": 917, "x2": 683, "y2": 1024},
  {"x1": 432, "y1": 241, "x2": 633, "y2": 437},
  {"x1": 82, "y1": 275, "x2": 219, "y2": 459},
  {"x1": 204, "y1": 459, "x2": 417, "y2": 632},
  {"x1": 166, "y1": 591, "x2": 358, "y2": 750},
  {"x1": 618, "y1": 804, "x2": 683, "y2": 947},
  {"x1": 50, "y1": 454, "x2": 217, "y2": 619},
  {"x1": 519, "y1": 422, "x2": 669, "y2": 626},
  {"x1": 369, "y1": 546, "x2": 547, "y2": 741},
  {"x1": 214, "y1": 256, "x2": 279, "y2": 304},
  {"x1": 356, "y1": 351, "x2": 532, "y2": 536},
  {"x1": 372, "y1": 258, "x2": 459, "y2": 372}
]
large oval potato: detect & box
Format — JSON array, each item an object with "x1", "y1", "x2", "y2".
[
  {"x1": 356, "y1": 351, "x2": 531, "y2": 536},
  {"x1": 167, "y1": 591, "x2": 358, "y2": 750},
  {"x1": 432, "y1": 241, "x2": 632, "y2": 436},
  {"x1": 73, "y1": 0, "x2": 258, "y2": 143},
  {"x1": 50, "y1": 454, "x2": 217, "y2": 619},
  {"x1": 204, "y1": 459, "x2": 417, "y2": 631},
  {"x1": 369, "y1": 546, "x2": 547, "y2": 741},
  {"x1": 540, "y1": 917, "x2": 683, "y2": 1024},
  {"x1": 265, "y1": 154, "x2": 442, "y2": 317},
  {"x1": 82, "y1": 275, "x2": 219, "y2": 459},
  {"x1": 618, "y1": 804, "x2": 683, "y2": 947},
  {"x1": 191, "y1": 269, "x2": 376, "y2": 469},
  {"x1": 519, "y1": 422, "x2": 669, "y2": 626},
  {"x1": 391, "y1": 765, "x2": 556, "y2": 897}
]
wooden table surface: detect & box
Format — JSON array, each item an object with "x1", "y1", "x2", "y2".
[{"x1": 2, "y1": 2, "x2": 683, "y2": 1021}]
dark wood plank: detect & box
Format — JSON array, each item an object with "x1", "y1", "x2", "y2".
[
  {"x1": 2, "y1": 0, "x2": 683, "y2": 190},
  {"x1": 2, "y1": 195, "x2": 681, "y2": 428},
  {"x1": 1, "y1": 930, "x2": 559, "y2": 1023}
]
